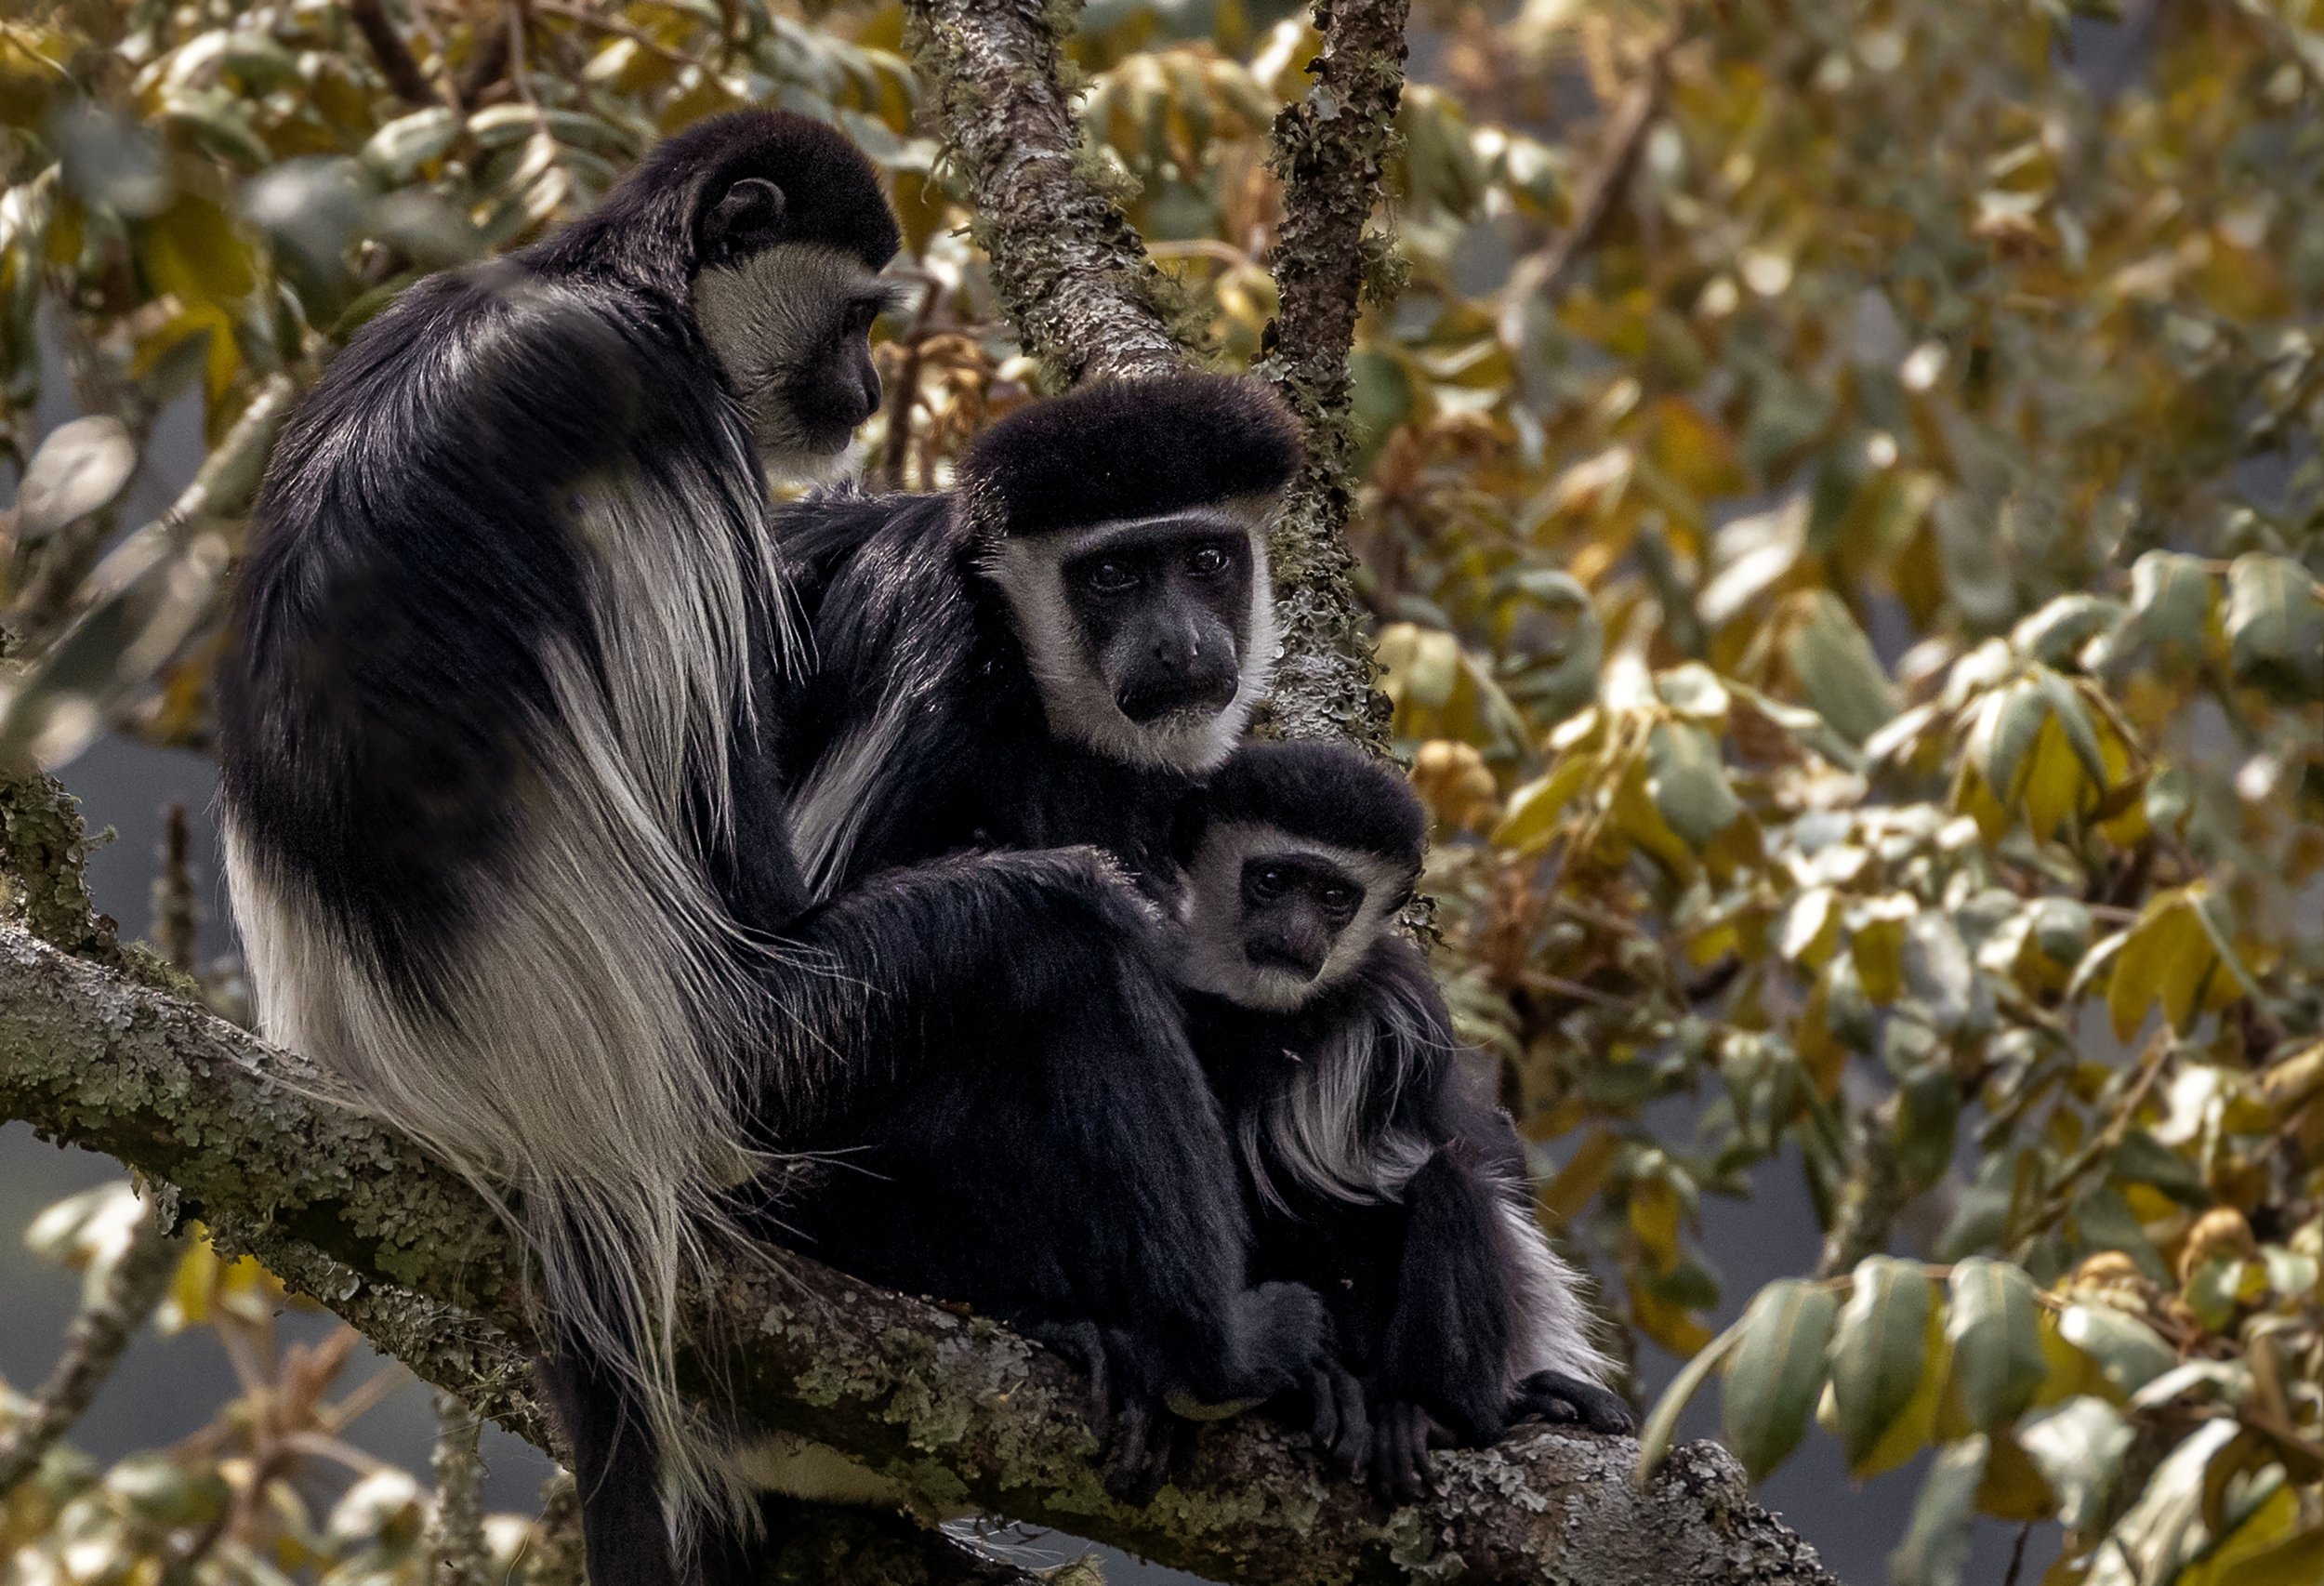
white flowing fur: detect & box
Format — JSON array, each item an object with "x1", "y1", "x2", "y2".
[{"x1": 224, "y1": 446, "x2": 789, "y2": 1532}]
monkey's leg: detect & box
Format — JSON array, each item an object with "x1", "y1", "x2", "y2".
[{"x1": 536, "y1": 1345, "x2": 694, "y2": 1586}]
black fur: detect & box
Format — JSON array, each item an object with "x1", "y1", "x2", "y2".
[
  {"x1": 956, "y1": 373, "x2": 1301, "y2": 541},
  {"x1": 1176, "y1": 746, "x2": 1629, "y2": 1500},
  {"x1": 775, "y1": 377, "x2": 1296, "y2": 897},
  {"x1": 219, "y1": 118, "x2": 1314, "y2": 1585},
  {"x1": 1196, "y1": 739, "x2": 1428, "y2": 872}
]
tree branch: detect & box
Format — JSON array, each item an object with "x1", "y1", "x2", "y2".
[
  {"x1": 902, "y1": 0, "x2": 1189, "y2": 383},
  {"x1": 349, "y1": 0, "x2": 440, "y2": 106},
  {"x1": 0, "y1": 920, "x2": 1837, "y2": 1584},
  {"x1": 1258, "y1": 0, "x2": 1411, "y2": 751},
  {"x1": 0, "y1": 1198, "x2": 177, "y2": 1494}
]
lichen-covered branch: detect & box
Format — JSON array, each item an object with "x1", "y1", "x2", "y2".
[
  {"x1": 429, "y1": 1391, "x2": 491, "y2": 1586},
  {"x1": 0, "y1": 921, "x2": 1836, "y2": 1585},
  {"x1": 901, "y1": 0, "x2": 1188, "y2": 383},
  {"x1": 0, "y1": 1199, "x2": 178, "y2": 1494},
  {"x1": 1256, "y1": 0, "x2": 1411, "y2": 752}
]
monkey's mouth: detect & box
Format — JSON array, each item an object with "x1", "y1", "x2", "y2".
[{"x1": 1114, "y1": 670, "x2": 1241, "y2": 725}]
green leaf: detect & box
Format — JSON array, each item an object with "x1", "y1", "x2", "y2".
[
  {"x1": 13, "y1": 414, "x2": 136, "y2": 543},
  {"x1": 1970, "y1": 677, "x2": 2046, "y2": 803},
  {"x1": 2107, "y1": 1130, "x2": 2208, "y2": 1207},
  {"x1": 361, "y1": 107, "x2": 462, "y2": 184},
  {"x1": 1892, "y1": 1060, "x2": 1961, "y2": 1192},
  {"x1": 1946, "y1": 1259, "x2": 2045, "y2": 1430},
  {"x1": 1889, "y1": 1435, "x2": 1987, "y2": 1586},
  {"x1": 2011, "y1": 593, "x2": 2123, "y2": 667},
  {"x1": 2127, "y1": 550, "x2": 2213, "y2": 661},
  {"x1": 1635, "y1": 1321, "x2": 1744, "y2": 1487},
  {"x1": 1785, "y1": 591, "x2": 1899, "y2": 745},
  {"x1": 1828, "y1": 1256, "x2": 1934, "y2": 1475},
  {"x1": 1721, "y1": 1280, "x2": 1839, "y2": 1480},
  {"x1": 2225, "y1": 553, "x2": 2324, "y2": 699},
  {"x1": 1646, "y1": 719, "x2": 1742, "y2": 848},
  {"x1": 2058, "y1": 1302, "x2": 2175, "y2": 1395},
  {"x1": 2018, "y1": 1397, "x2": 2131, "y2": 1531}
]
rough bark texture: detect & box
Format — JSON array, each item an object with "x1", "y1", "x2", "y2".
[
  {"x1": 1254, "y1": 0, "x2": 1409, "y2": 753},
  {"x1": 902, "y1": 0, "x2": 1189, "y2": 383},
  {"x1": 0, "y1": 922, "x2": 1836, "y2": 1585}
]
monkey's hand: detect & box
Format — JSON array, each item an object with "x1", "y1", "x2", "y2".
[
  {"x1": 1510, "y1": 1368, "x2": 1636, "y2": 1435},
  {"x1": 1362, "y1": 1391, "x2": 1450, "y2": 1505},
  {"x1": 1027, "y1": 1318, "x2": 1189, "y2": 1504}
]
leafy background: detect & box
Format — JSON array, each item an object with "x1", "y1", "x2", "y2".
[{"x1": 2, "y1": 0, "x2": 2320, "y2": 1583}]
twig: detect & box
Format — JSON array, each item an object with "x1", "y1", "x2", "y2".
[
  {"x1": 2003, "y1": 1521, "x2": 2032, "y2": 1586},
  {"x1": 0, "y1": 1201, "x2": 178, "y2": 1495},
  {"x1": 429, "y1": 1391, "x2": 491, "y2": 1586},
  {"x1": 532, "y1": 0, "x2": 696, "y2": 66},
  {"x1": 350, "y1": 0, "x2": 440, "y2": 104},
  {"x1": 151, "y1": 801, "x2": 196, "y2": 975},
  {"x1": 455, "y1": 0, "x2": 519, "y2": 108},
  {"x1": 1496, "y1": 21, "x2": 1686, "y2": 345},
  {"x1": 1813, "y1": 1090, "x2": 1904, "y2": 1279}
]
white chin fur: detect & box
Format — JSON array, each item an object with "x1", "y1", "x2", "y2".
[
  {"x1": 979, "y1": 510, "x2": 1280, "y2": 773},
  {"x1": 1174, "y1": 824, "x2": 1411, "y2": 1011}
]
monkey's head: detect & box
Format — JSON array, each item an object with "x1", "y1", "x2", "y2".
[
  {"x1": 960, "y1": 375, "x2": 1301, "y2": 771},
  {"x1": 561, "y1": 109, "x2": 904, "y2": 470},
  {"x1": 1174, "y1": 741, "x2": 1426, "y2": 1011}
]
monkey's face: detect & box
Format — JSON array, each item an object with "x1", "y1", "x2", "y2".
[
  {"x1": 1177, "y1": 823, "x2": 1412, "y2": 1011},
  {"x1": 984, "y1": 509, "x2": 1279, "y2": 771},
  {"x1": 690, "y1": 178, "x2": 900, "y2": 472}
]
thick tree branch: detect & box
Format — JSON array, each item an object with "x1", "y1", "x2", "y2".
[
  {"x1": 350, "y1": 0, "x2": 441, "y2": 106},
  {"x1": 1258, "y1": 0, "x2": 1410, "y2": 751},
  {"x1": 0, "y1": 922, "x2": 1836, "y2": 1585},
  {"x1": 902, "y1": 0, "x2": 1188, "y2": 382}
]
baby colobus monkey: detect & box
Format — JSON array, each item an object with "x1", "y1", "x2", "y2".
[
  {"x1": 221, "y1": 110, "x2": 1325, "y2": 1585},
  {"x1": 1174, "y1": 741, "x2": 1634, "y2": 1500},
  {"x1": 776, "y1": 373, "x2": 1294, "y2": 900}
]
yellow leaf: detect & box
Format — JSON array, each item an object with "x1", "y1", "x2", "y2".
[
  {"x1": 1494, "y1": 747, "x2": 1597, "y2": 852},
  {"x1": 1630, "y1": 1174, "x2": 1683, "y2": 1271},
  {"x1": 1848, "y1": 895, "x2": 1916, "y2": 1004},
  {"x1": 1539, "y1": 1127, "x2": 1622, "y2": 1223},
  {"x1": 2107, "y1": 892, "x2": 2213, "y2": 1043},
  {"x1": 2019, "y1": 716, "x2": 2090, "y2": 841}
]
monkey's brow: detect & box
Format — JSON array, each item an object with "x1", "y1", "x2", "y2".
[{"x1": 866, "y1": 280, "x2": 917, "y2": 316}]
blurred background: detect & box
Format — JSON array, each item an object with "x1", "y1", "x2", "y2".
[{"x1": 2, "y1": 1, "x2": 2319, "y2": 1583}]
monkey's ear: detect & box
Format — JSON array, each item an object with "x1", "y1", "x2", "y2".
[{"x1": 700, "y1": 177, "x2": 787, "y2": 259}]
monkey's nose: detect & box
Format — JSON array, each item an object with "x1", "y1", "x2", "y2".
[{"x1": 854, "y1": 367, "x2": 883, "y2": 425}]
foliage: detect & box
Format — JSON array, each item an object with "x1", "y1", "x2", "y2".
[
  {"x1": 3, "y1": 1183, "x2": 568, "y2": 1585},
  {"x1": 2, "y1": 0, "x2": 2322, "y2": 1583}
]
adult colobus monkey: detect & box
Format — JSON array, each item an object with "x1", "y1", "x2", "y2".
[
  {"x1": 1174, "y1": 742, "x2": 1634, "y2": 1500},
  {"x1": 219, "y1": 112, "x2": 1332, "y2": 1585},
  {"x1": 775, "y1": 373, "x2": 1295, "y2": 900}
]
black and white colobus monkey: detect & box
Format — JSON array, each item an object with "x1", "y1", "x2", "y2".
[
  {"x1": 774, "y1": 373, "x2": 1293, "y2": 900},
  {"x1": 1173, "y1": 741, "x2": 1634, "y2": 1500},
  {"x1": 219, "y1": 111, "x2": 1331, "y2": 1585}
]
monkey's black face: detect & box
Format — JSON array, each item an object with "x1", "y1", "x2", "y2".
[
  {"x1": 1238, "y1": 854, "x2": 1364, "y2": 981},
  {"x1": 1177, "y1": 821, "x2": 1414, "y2": 1011},
  {"x1": 1062, "y1": 521, "x2": 1252, "y2": 724},
  {"x1": 989, "y1": 509, "x2": 1277, "y2": 771}
]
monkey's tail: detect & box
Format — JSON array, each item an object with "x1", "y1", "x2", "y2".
[{"x1": 224, "y1": 720, "x2": 778, "y2": 1542}]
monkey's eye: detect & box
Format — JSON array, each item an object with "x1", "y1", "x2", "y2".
[
  {"x1": 1186, "y1": 544, "x2": 1231, "y2": 576},
  {"x1": 1084, "y1": 561, "x2": 1140, "y2": 594},
  {"x1": 843, "y1": 298, "x2": 881, "y2": 335},
  {"x1": 1246, "y1": 866, "x2": 1289, "y2": 903},
  {"x1": 1319, "y1": 885, "x2": 1358, "y2": 914}
]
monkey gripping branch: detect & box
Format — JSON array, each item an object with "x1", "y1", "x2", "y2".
[{"x1": 0, "y1": 0, "x2": 1842, "y2": 1579}]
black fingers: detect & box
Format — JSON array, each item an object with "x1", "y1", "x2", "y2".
[
  {"x1": 1367, "y1": 1396, "x2": 1435, "y2": 1505},
  {"x1": 1512, "y1": 1369, "x2": 1637, "y2": 1435}
]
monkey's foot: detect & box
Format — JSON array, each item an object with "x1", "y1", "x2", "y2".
[{"x1": 1512, "y1": 1369, "x2": 1635, "y2": 1435}]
